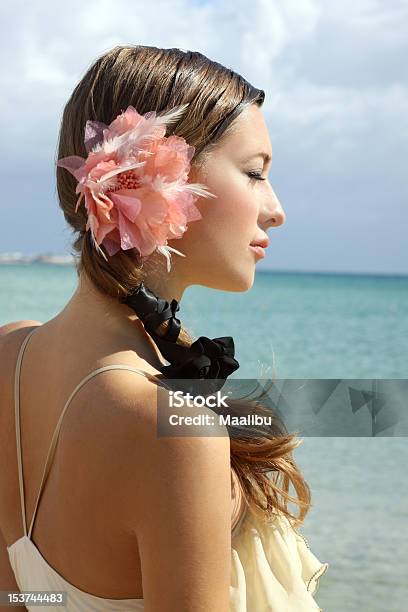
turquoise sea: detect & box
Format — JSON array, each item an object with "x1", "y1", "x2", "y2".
[{"x1": 1, "y1": 264, "x2": 407, "y2": 611}]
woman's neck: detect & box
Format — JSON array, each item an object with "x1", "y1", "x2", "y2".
[{"x1": 46, "y1": 271, "x2": 187, "y2": 369}]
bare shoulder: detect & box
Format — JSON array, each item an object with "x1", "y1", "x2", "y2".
[
  {"x1": 114, "y1": 374, "x2": 232, "y2": 610},
  {"x1": 90, "y1": 370, "x2": 230, "y2": 473},
  {"x1": 0, "y1": 320, "x2": 42, "y2": 361},
  {"x1": 111, "y1": 370, "x2": 230, "y2": 437},
  {"x1": 0, "y1": 320, "x2": 42, "y2": 338},
  {"x1": 0, "y1": 321, "x2": 42, "y2": 380}
]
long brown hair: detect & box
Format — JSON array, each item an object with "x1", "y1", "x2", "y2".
[{"x1": 56, "y1": 44, "x2": 311, "y2": 533}]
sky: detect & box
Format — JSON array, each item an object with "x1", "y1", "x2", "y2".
[{"x1": 1, "y1": 0, "x2": 407, "y2": 274}]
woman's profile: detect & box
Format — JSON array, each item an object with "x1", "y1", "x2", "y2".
[{"x1": 0, "y1": 45, "x2": 328, "y2": 611}]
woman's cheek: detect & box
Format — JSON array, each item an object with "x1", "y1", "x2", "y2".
[
  {"x1": 229, "y1": 184, "x2": 258, "y2": 229},
  {"x1": 197, "y1": 168, "x2": 256, "y2": 232}
]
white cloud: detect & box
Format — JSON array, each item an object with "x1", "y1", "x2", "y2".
[{"x1": 324, "y1": 0, "x2": 408, "y2": 41}]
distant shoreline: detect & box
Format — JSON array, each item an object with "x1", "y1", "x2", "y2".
[
  {"x1": 0, "y1": 253, "x2": 75, "y2": 265},
  {"x1": 0, "y1": 255, "x2": 407, "y2": 278}
]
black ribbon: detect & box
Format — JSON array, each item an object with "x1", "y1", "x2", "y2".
[{"x1": 121, "y1": 282, "x2": 240, "y2": 394}]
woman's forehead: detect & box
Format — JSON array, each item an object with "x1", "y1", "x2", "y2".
[{"x1": 219, "y1": 106, "x2": 272, "y2": 160}]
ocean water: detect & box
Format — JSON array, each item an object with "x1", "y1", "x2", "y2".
[
  {"x1": 2, "y1": 264, "x2": 407, "y2": 379},
  {"x1": 1, "y1": 264, "x2": 407, "y2": 611}
]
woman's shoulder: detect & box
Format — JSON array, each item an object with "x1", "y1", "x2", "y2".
[
  {"x1": 0, "y1": 320, "x2": 42, "y2": 358},
  {"x1": 0, "y1": 318, "x2": 231, "y2": 498},
  {"x1": 118, "y1": 375, "x2": 232, "y2": 531},
  {"x1": 113, "y1": 369, "x2": 231, "y2": 453},
  {"x1": 0, "y1": 319, "x2": 42, "y2": 337},
  {"x1": 0, "y1": 321, "x2": 42, "y2": 382}
]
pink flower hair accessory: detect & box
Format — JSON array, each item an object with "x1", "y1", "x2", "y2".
[{"x1": 57, "y1": 103, "x2": 216, "y2": 272}]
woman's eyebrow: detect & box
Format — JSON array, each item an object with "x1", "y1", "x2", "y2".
[{"x1": 243, "y1": 152, "x2": 272, "y2": 164}]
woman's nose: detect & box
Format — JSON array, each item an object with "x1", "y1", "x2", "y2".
[
  {"x1": 269, "y1": 202, "x2": 286, "y2": 227},
  {"x1": 261, "y1": 189, "x2": 286, "y2": 228}
]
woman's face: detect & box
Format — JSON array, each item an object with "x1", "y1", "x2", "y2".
[{"x1": 167, "y1": 103, "x2": 286, "y2": 292}]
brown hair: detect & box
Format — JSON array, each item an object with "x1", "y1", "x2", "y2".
[{"x1": 56, "y1": 44, "x2": 311, "y2": 532}]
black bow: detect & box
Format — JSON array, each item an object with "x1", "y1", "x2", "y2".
[{"x1": 121, "y1": 282, "x2": 240, "y2": 392}]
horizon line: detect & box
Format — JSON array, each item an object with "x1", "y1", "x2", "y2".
[{"x1": 0, "y1": 256, "x2": 406, "y2": 278}]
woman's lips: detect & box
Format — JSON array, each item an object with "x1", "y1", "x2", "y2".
[{"x1": 249, "y1": 245, "x2": 266, "y2": 259}]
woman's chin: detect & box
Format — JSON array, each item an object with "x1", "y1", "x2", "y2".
[
  {"x1": 216, "y1": 267, "x2": 255, "y2": 293},
  {"x1": 232, "y1": 256, "x2": 256, "y2": 291},
  {"x1": 188, "y1": 253, "x2": 256, "y2": 292},
  {"x1": 198, "y1": 268, "x2": 254, "y2": 293},
  {"x1": 235, "y1": 271, "x2": 255, "y2": 292}
]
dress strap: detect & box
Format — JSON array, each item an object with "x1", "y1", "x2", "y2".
[
  {"x1": 13, "y1": 326, "x2": 172, "y2": 541},
  {"x1": 14, "y1": 327, "x2": 40, "y2": 537}
]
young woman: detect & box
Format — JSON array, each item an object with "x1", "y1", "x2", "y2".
[{"x1": 0, "y1": 45, "x2": 328, "y2": 611}]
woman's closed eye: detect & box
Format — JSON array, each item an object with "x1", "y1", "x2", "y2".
[{"x1": 246, "y1": 170, "x2": 267, "y2": 182}]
